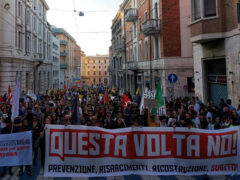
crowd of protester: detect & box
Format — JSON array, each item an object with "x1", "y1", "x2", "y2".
[{"x1": 0, "y1": 87, "x2": 240, "y2": 177}]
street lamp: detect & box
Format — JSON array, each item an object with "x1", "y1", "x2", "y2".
[{"x1": 79, "y1": 11, "x2": 84, "y2": 16}]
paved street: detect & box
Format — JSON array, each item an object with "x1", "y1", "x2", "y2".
[{"x1": 0, "y1": 155, "x2": 239, "y2": 180}]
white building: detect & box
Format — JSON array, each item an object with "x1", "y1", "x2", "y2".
[
  {"x1": 0, "y1": 0, "x2": 57, "y2": 94},
  {"x1": 51, "y1": 33, "x2": 60, "y2": 89}
]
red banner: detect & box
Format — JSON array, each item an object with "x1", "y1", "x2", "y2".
[{"x1": 44, "y1": 125, "x2": 240, "y2": 177}]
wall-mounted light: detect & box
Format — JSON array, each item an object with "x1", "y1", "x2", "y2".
[{"x1": 4, "y1": 3, "x2": 10, "y2": 10}]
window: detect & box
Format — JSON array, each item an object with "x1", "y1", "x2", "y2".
[
  {"x1": 154, "y1": 37, "x2": 159, "y2": 59},
  {"x1": 88, "y1": 71, "x2": 90, "y2": 75},
  {"x1": 138, "y1": 17, "x2": 142, "y2": 33},
  {"x1": 104, "y1": 78, "x2": 108, "y2": 84},
  {"x1": 99, "y1": 66, "x2": 101, "y2": 69},
  {"x1": 26, "y1": 33, "x2": 31, "y2": 52},
  {"x1": 139, "y1": 41, "x2": 142, "y2": 61},
  {"x1": 154, "y1": 3, "x2": 158, "y2": 19},
  {"x1": 134, "y1": 45, "x2": 137, "y2": 61},
  {"x1": 26, "y1": 10, "x2": 31, "y2": 25},
  {"x1": 39, "y1": 40, "x2": 42, "y2": 54},
  {"x1": 133, "y1": 22, "x2": 137, "y2": 38},
  {"x1": 33, "y1": 0, "x2": 37, "y2": 9},
  {"x1": 99, "y1": 71, "x2": 101, "y2": 75},
  {"x1": 17, "y1": 29, "x2": 22, "y2": 49},
  {"x1": 33, "y1": 36, "x2": 37, "y2": 53},
  {"x1": 93, "y1": 66, "x2": 95, "y2": 69},
  {"x1": 191, "y1": 0, "x2": 201, "y2": 21},
  {"x1": 130, "y1": 46, "x2": 133, "y2": 61},
  {"x1": 33, "y1": 17, "x2": 37, "y2": 32},
  {"x1": 145, "y1": 40, "x2": 149, "y2": 60},
  {"x1": 204, "y1": 0, "x2": 217, "y2": 17},
  {"x1": 94, "y1": 71, "x2": 96, "y2": 75},
  {"x1": 191, "y1": 0, "x2": 217, "y2": 21},
  {"x1": 99, "y1": 78, "x2": 102, "y2": 83},
  {"x1": 39, "y1": 22, "x2": 42, "y2": 35},
  {"x1": 105, "y1": 71, "x2": 107, "y2": 75},
  {"x1": 18, "y1": 1, "x2": 22, "y2": 17}
]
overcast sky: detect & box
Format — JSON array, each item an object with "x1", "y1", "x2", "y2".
[{"x1": 46, "y1": 0, "x2": 123, "y2": 55}]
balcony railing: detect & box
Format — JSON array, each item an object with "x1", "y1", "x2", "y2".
[
  {"x1": 125, "y1": 8, "x2": 138, "y2": 22},
  {"x1": 142, "y1": 19, "x2": 161, "y2": 35},
  {"x1": 115, "y1": 41, "x2": 125, "y2": 51},
  {"x1": 60, "y1": 40, "x2": 68, "y2": 45},
  {"x1": 60, "y1": 51, "x2": 68, "y2": 57},
  {"x1": 60, "y1": 64, "x2": 68, "y2": 69}
]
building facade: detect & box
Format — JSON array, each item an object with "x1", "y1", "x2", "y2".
[
  {"x1": 81, "y1": 55, "x2": 109, "y2": 86},
  {"x1": 110, "y1": 0, "x2": 194, "y2": 97},
  {"x1": 0, "y1": 0, "x2": 59, "y2": 94},
  {"x1": 190, "y1": 0, "x2": 240, "y2": 107},
  {"x1": 51, "y1": 28, "x2": 81, "y2": 89},
  {"x1": 51, "y1": 33, "x2": 60, "y2": 89}
]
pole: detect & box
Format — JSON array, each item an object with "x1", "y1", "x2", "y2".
[{"x1": 148, "y1": 0, "x2": 152, "y2": 90}]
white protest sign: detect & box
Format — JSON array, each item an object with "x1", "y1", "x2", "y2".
[{"x1": 0, "y1": 131, "x2": 32, "y2": 167}]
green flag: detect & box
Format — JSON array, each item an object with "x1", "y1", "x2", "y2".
[{"x1": 152, "y1": 80, "x2": 164, "y2": 115}]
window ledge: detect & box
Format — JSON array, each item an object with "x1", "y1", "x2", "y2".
[{"x1": 190, "y1": 16, "x2": 219, "y2": 26}]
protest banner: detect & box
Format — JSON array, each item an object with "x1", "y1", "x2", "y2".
[
  {"x1": 144, "y1": 99, "x2": 158, "y2": 109},
  {"x1": 44, "y1": 125, "x2": 240, "y2": 177},
  {"x1": 0, "y1": 131, "x2": 32, "y2": 167}
]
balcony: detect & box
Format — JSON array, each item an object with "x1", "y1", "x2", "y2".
[
  {"x1": 33, "y1": 53, "x2": 43, "y2": 61},
  {"x1": 125, "y1": 8, "x2": 138, "y2": 22},
  {"x1": 128, "y1": 61, "x2": 138, "y2": 71},
  {"x1": 115, "y1": 41, "x2": 125, "y2": 51},
  {"x1": 60, "y1": 40, "x2": 68, "y2": 45},
  {"x1": 142, "y1": 19, "x2": 161, "y2": 35},
  {"x1": 60, "y1": 51, "x2": 68, "y2": 57},
  {"x1": 60, "y1": 64, "x2": 68, "y2": 69}
]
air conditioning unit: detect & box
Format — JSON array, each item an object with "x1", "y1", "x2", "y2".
[
  {"x1": 26, "y1": 25, "x2": 31, "y2": 32},
  {"x1": 17, "y1": 18, "x2": 22, "y2": 25}
]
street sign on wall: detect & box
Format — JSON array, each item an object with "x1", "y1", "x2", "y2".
[{"x1": 168, "y1": 74, "x2": 178, "y2": 84}]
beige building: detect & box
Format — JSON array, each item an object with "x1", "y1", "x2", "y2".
[
  {"x1": 51, "y1": 28, "x2": 81, "y2": 89},
  {"x1": 0, "y1": 0, "x2": 59, "y2": 94},
  {"x1": 82, "y1": 55, "x2": 109, "y2": 86}
]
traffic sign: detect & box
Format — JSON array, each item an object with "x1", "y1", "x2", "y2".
[{"x1": 168, "y1": 74, "x2": 178, "y2": 84}]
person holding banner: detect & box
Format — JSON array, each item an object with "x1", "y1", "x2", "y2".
[
  {"x1": 17, "y1": 119, "x2": 32, "y2": 177},
  {"x1": 40, "y1": 117, "x2": 51, "y2": 169},
  {"x1": 31, "y1": 115, "x2": 42, "y2": 166},
  {"x1": 0, "y1": 117, "x2": 13, "y2": 177}
]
